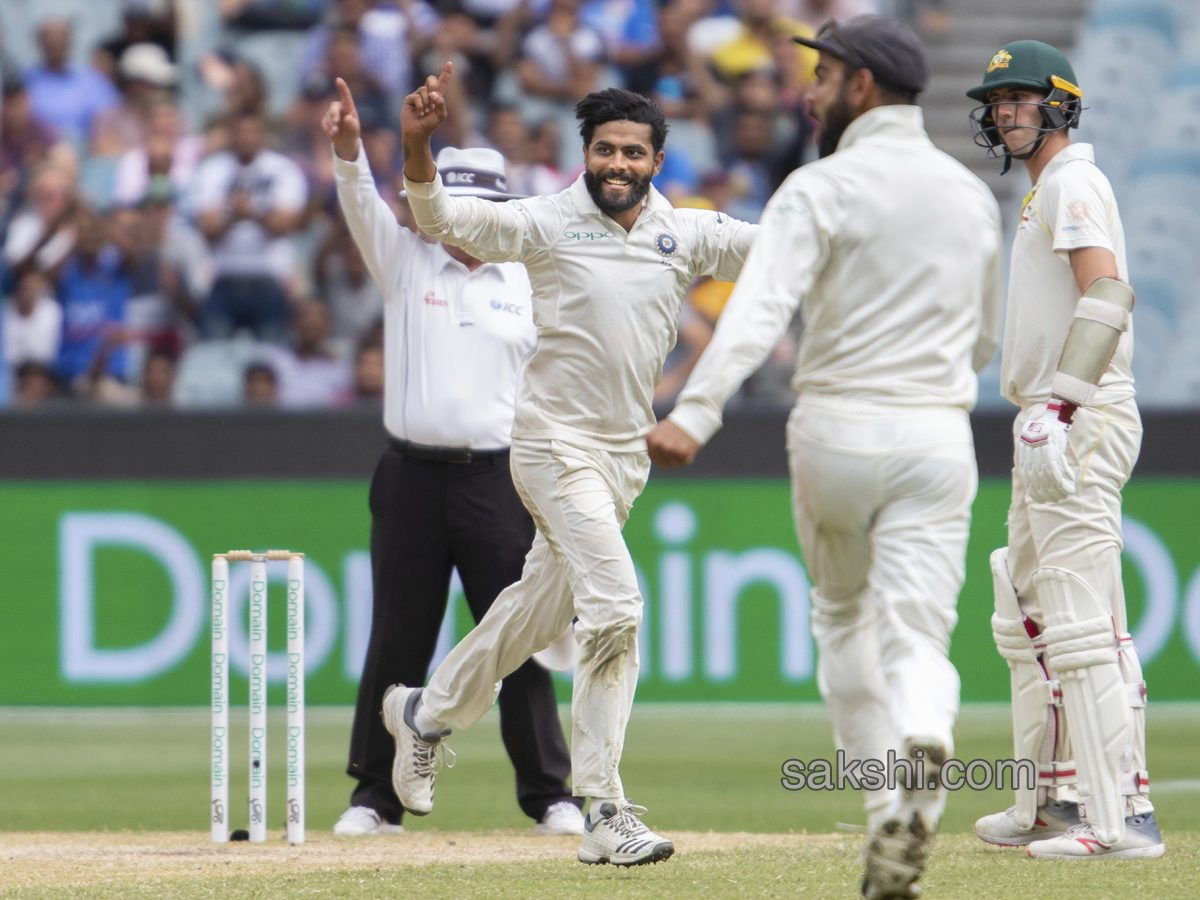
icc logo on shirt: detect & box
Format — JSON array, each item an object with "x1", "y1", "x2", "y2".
[{"x1": 490, "y1": 299, "x2": 523, "y2": 315}]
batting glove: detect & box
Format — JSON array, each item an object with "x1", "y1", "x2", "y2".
[{"x1": 1017, "y1": 400, "x2": 1076, "y2": 504}]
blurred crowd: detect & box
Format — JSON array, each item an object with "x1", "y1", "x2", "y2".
[{"x1": 0, "y1": 0, "x2": 955, "y2": 412}]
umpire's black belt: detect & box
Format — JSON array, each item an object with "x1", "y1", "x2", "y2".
[{"x1": 389, "y1": 436, "x2": 509, "y2": 465}]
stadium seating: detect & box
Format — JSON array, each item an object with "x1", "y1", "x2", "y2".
[
  {"x1": 173, "y1": 338, "x2": 272, "y2": 408},
  {"x1": 4, "y1": 0, "x2": 1199, "y2": 409},
  {"x1": 1074, "y1": 1, "x2": 1200, "y2": 406}
]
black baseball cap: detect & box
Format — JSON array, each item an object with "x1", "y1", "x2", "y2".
[{"x1": 793, "y1": 15, "x2": 931, "y2": 98}]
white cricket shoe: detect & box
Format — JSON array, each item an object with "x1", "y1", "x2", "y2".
[
  {"x1": 578, "y1": 802, "x2": 674, "y2": 866},
  {"x1": 333, "y1": 806, "x2": 406, "y2": 836},
  {"x1": 381, "y1": 685, "x2": 453, "y2": 816},
  {"x1": 1026, "y1": 813, "x2": 1166, "y2": 859},
  {"x1": 535, "y1": 801, "x2": 586, "y2": 836},
  {"x1": 974, "y1": 799, "x2": 1081, "y2": 847}
]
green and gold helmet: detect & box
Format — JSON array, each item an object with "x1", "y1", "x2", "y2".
[{"x1": 966, "y1": 40, "x2": 1083, "y2": 173}]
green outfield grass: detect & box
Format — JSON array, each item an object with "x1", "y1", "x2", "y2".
[
  {"x1": 2, "y1": 703, "x2": 1198, "y2": 898},
  {"x1": 3, "y1": 703, "x2": 1199, "y2": 834}
]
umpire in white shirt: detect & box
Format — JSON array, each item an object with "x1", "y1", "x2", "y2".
[
  {"x1": 649, "y1": 16, "x2": 1003, "y2": 900},
  {"x1": 325, "y1": 94, "x2": 584, "y2": 838}
]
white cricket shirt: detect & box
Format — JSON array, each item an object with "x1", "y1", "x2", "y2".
[
  {"x1": 404, "y1": 171, "x2": 757, "y2": 451},
  {"x1": 1002, "y1": 143, "x2": 1134, "y2": 410},
  {"x1": 190, "y1": 149, "x2": 308, "y2": 280},
  {"x1": 2, "y1": 295, "x2": 62, "y2": 366},
  {"x1": 669, "y1": 105, "x2": 1005, "y2": 445},
  {"x1": 335, "y1": 147, "x2": 537, "y2": 450}
]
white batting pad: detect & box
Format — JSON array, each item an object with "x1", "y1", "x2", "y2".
[
  {"x1": 990, "y1": 548, "x2": 1062, "y2": 828},
  {"x1": 1118, "y1": 633, "x2": 1152, "y2": 811},
  {"x1": 1036, "y1": 565, "x2": 1131, "y2": 846}
]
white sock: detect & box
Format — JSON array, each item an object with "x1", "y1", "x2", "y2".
[
  {"x1": 589, "y1": 798, "x2": 624, "y2": 822},
  {"x1": 413, "y1": 697, "x2": 444, "y2": 736}
]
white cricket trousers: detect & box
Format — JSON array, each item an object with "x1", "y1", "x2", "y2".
[
  {"x1": 787, "y1": 395, "x2": 977, "y2": 823},
  {"x1": 1007, "y1": 399, "x2": 1140, "y2": 635},
  {"x1": 1007, "y1": 397, "x2": 1151, "y2": 816},
  {"x1": 422, "y1": 438, "x2": 650, "y2": 799}
]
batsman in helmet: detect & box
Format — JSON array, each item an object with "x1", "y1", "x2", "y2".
[{"x1": 967, "y1": 40, "x2": 1165, "y2": 860}]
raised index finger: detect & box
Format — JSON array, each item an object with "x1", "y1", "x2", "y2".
[
  {"x1": 436, "y1": 60, "x2": 454, "y2": 94},
  {"x1": 335, "y1": 77, "x2": 357, "y2": 116}
]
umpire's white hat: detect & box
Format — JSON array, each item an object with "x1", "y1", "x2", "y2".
[{"x1": 402, "y1": 147, "x2": 524, "y2": 201}]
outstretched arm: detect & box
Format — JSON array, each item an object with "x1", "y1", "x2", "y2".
[
  {"x1": 651, "y1": 187, "x2": 824, "y2": 463},
  {"x1": 399, "y1": 61, "x2": 547, "y2": 263},
  {"x1": 325, "y1": 77, "x2": 414, "y2": 293},
  {"x1": 679, "y1": 208, "x2": 759, "y2": 282}
]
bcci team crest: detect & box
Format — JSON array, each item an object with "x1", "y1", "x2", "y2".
[
  {"x1": 988, "y1": 49, "x2": 1012, "y2": 73},
  {"x1": 655, "y1": 232, "x2": 679, "y2": 257}
]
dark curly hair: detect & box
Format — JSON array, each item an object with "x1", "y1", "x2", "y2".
[{"x1": 575, "y1": 89, "x2": 668, "y2": 154}]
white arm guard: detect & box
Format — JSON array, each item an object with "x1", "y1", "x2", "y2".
[{"x1": 1051, "y1": 277, "x2": 1135, "y2": 408}]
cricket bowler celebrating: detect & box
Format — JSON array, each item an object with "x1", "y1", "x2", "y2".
[
  {"x1": 967, "y1": 41, "x2": 1165, "y2": 859},
  {"x1": 328, "y1": 62, "x2": 758, "y2": 866},
  {"x1": 649, "y1": 15, "x2": 1003, "y2": 899}
]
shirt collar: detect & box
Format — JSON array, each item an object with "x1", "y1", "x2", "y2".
[
  {"x1": 1033, "y1": 142, "x2": 1095, "y2": 187},
  {"x1": 836, "y1": 104, "x2": 930, "y2": 153},
  {"x1": 434, "y1": 243, "x2": 508, "y2": 280},
  {"x1": 569, "y1": 173, "x2": 598, "y2": 216},
  {"x1": 568, "y1": 173, "x2": 673, "y2": 225}
]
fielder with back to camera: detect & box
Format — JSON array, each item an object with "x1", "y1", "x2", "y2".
[
  {"x1": 650, "y1": 14, "x2": 1004, "y2": 899},
  {"x1": 374, "y1": 62, "x2": 759, "y2": 867},
  {"x1": 967, "y1": 40, "x2": 1165, "y2": 859}
]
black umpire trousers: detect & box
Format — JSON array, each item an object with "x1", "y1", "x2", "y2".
[{"x1": 346, "y1": 443, "x2": 578, "y2": 824}]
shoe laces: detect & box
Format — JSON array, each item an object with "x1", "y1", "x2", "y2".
[
  {"x1": 412, "y1": 737, "x2": 455, "y2": 778},
  {"x1": 1061, "y1": 823, "x2": 1094, "y2": 839},
  {"x1": 606, "y1": 804, "x2": 651, "y2": 837}
]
